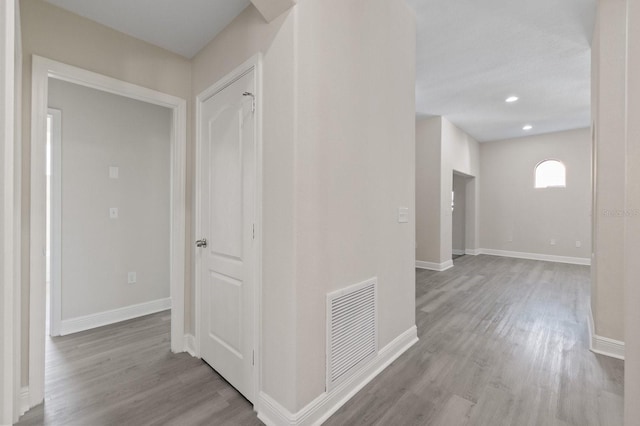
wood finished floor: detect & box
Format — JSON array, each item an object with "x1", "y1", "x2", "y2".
[
  {"x1": 325, "y1": 255, "x2": 624, "y2": 426},
  {"x1": 17, "y1": 255, "x2": 623, "y2": 425},
  {"x1": 16, "y1": 313, "x2": 261, "y2": 426}
]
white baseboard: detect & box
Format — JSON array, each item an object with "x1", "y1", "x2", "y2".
[
  {"x1": 465, "y1": 248, "x2": 480, "y2": 256},
  {"x1": 183, "y1": 334, "x2": 197, "y2": 357},
  {"x1": 588, "y1": 308, "x2": 625, "y2": 360},
  {"x1": 60, "y1": 298, "x2": 171, "y2": 336},
  {"x1": 479, "y1": 248, "x2": 591, "y2": 266},
  {"x1": 416, "y1": 260, "x2": 454, "y2": 272},
  {"x1": 452, "y1": 249, "x2": 465, "y2": 256},
  {"x1": 257, "y1": 325, "x2": 418, "y2": 426},
  {"x1": 19, "y1": 386, "x2": 29, "y2": 417}
]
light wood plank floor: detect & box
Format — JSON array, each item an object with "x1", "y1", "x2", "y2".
[
  {"x1": 325, "y1": 255, "x2": 624, "y2": 426},
  {"x1": 17, "y1": 255, "x2": 624, "y2": 425}
]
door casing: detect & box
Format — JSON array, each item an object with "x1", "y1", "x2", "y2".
[
  {"x1": 47, "y1": 108, "x2": 61, "y2": 337},
  {"x1": 195, "y1": 54, "x2": 263, "y2": 405}
]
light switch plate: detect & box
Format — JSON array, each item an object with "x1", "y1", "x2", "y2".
[
  {"x1": 127, "y1": 272, "x2": 136, "y2": 284},
  {"x1": 398, "y1": 207, "x2": 409, "y2": 223},
  {"x1": 109, "y1": 166, "x2": 119, "y2": 179},
  {"x1": 109, "y1": 207, "x2": 118, "y2": 219}
]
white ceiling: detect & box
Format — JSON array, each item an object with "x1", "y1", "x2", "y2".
[
  {"x1": 406, "y1": 0, "x2": 597, "y2": 141},
  {"x1": 44, "y1": 0, "x2": 251, "y2": 59},
  {"x1": 45, "y1": 0, "x2": 596, "y2": 142}
]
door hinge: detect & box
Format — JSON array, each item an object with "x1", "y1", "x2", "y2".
[
  {"x1": 252, "y1": 350, "x2": 255, "y2": 366},
  {"x1": 243, "y1": 92, "x2": 256, "y2": 113},
  {"x1": 252, "y1": 224, "x2": 255, "y2": 240}
]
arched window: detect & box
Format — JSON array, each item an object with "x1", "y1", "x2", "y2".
[{"x1": 535, "y1": 160, "x2": 566, "y2": 188}]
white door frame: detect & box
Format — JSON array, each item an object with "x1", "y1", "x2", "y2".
[
  {"x1": 195, "y1": 54, "x2": 263, "y2": 404},
  {"x1": 47, "y1": 108, "x2": 62, "y2": 337},
  {"x1": 29, "y1": 55, "x2": 187, "y2": 408}
]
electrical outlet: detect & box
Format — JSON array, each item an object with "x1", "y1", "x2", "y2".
[
  {"x1": 109, "y1": 166, "x2": 119, "y2": 179},
  {"x1": 127, "y1": 272, "x2": 136, "y2": 284},
  {"x1": 576, "y1": 241, "x2": 582, "y2": 248},
  {"x1": 550, "y1": 239, "x2": 556, "y2": 246},
  {"x1": 109, "y1": 207, "x2": 119, "y2": 219}
]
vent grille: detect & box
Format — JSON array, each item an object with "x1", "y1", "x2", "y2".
[{"x1": 326, "y1": 278, "x2": 377, "y2": 391}]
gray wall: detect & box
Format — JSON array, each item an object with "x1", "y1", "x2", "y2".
[
  {"x1": 415, "y1": 117, "x2": 442, "y2": 264},
  {"x1": 49, "y1": 79, "x2": 171, "y2": 320},
  {"x1": 624, "y1": 1, "x2": 640, "y2": 421},
  {"x1": 479, "y1": 128, "x2": 592, "y2": 260}
]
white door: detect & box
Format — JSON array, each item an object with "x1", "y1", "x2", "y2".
[{"x1": 198, "y1": 70, "x2": 256, "y2": 402}]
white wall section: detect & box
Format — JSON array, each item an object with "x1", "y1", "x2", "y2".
[
  {"x1": 193, "y1": 0, "x2": 417, "y2": 417},
  {"x1": 590, "y1": 0, "x2": 626, "y2": 346},
  {"x1": 416, "y1": 116, "x2": 479, "y2": 268},
  {"x1": 479, "y1": 128, "x2": 592, "y2": 261},
  {"x1": 625, "y1": 2, "x2": 640, "y2": 422},
  {"x1": 1, "y1": 0, "x2": 17, "y2": 423}
]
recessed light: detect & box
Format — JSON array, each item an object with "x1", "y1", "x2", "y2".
[
  {"x1": 505, "y1": 96, "x2": 519, "y2": 103},
  {"x1": 523, "y1": 125, "x2": 533, "y2": 131}
]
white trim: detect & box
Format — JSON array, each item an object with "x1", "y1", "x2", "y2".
[
  {"x1": 257, "y1": 325, "x2": 418, "y2": 426},
  {"x1": 11, "y1": 2, "x2": 21, "y2": 422},
  {"x1": 588, "y1": 307, "x2": 625, "y2": 360},
  {"x1": 478, "y1": 248, "x2": 591, "y2": 266},
  {"x1": 465, "y1": 248, "x2": 480, "y2": 256},
  {"x1": 59, "y1": 298, "x2": 171, "y2": 336},
  {"x1": 195, "y1": 54, "x2": 263, "y2": 404},
  {"x1": 1, "y1": 1, "x2": 16, "y2": 423},
  {"x1": 452, "y1": 249, "x2": 465, "y2": 256},
  {"x1": 183, "y1": 334, "x2": 197, "y2": 357},
  {"x1": 47, "y1": 108, "x2": 62, "y2": 336},
  {"x1": 29, "y1": 56, "x2": 187, "y2": 409},
  {"x1": 18, "y1": 387, "x2": 28, "y2": 418},
  {"x1": 415, "y1": 260, "x2": 454, "y2": 272}
]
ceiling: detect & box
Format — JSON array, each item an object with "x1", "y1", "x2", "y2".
[
  {"x1": 44, "y1": 0, "x2": 251, "y2": 59},
  {"x1": 406, "y1": 0, "x2": 596, "y2": 141},
  {"x1": 45, "y1": 0, "x2": 596, "y2": 142}
]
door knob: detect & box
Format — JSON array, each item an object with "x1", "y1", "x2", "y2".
[{"x1": 196, "y1": 238, "x2": 208, "y2": 248}]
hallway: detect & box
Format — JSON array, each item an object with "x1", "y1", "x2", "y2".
[{"x1": 326, "y1": 255, "x2": 624, "y2": 425}]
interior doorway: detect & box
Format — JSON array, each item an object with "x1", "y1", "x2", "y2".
[
  {"x1": 452, "y1": 173, "x2": 467, "y2": 258},
  {"x1": 28, "y1": 56, "x2": 187, "y2": 409},
  {"x1": 451, "y1": 171, "x2": 476, "y2": 260}
]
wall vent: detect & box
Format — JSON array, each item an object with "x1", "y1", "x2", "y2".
[{"x1": 326, "y1": 278, "x2": 378, "y2": 391}]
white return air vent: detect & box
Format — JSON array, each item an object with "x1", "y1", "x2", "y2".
[{"x1": 326, "y1": 278, "x2": 378, "y2": 391}]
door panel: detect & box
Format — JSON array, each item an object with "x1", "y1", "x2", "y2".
[
  {"x1": 208, "y1": 107, "x2": 243, "y2": 259},
  {"x1": 199, "y1": 70, "x2": 255, "y2": 402},
  {"x1": 209, "y1": 272, "x2": 242, "y2": 355}
]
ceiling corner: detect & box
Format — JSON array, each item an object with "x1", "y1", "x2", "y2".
[{"x1": 250, "y1": 0, "x2": 296, "y2": 22}]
